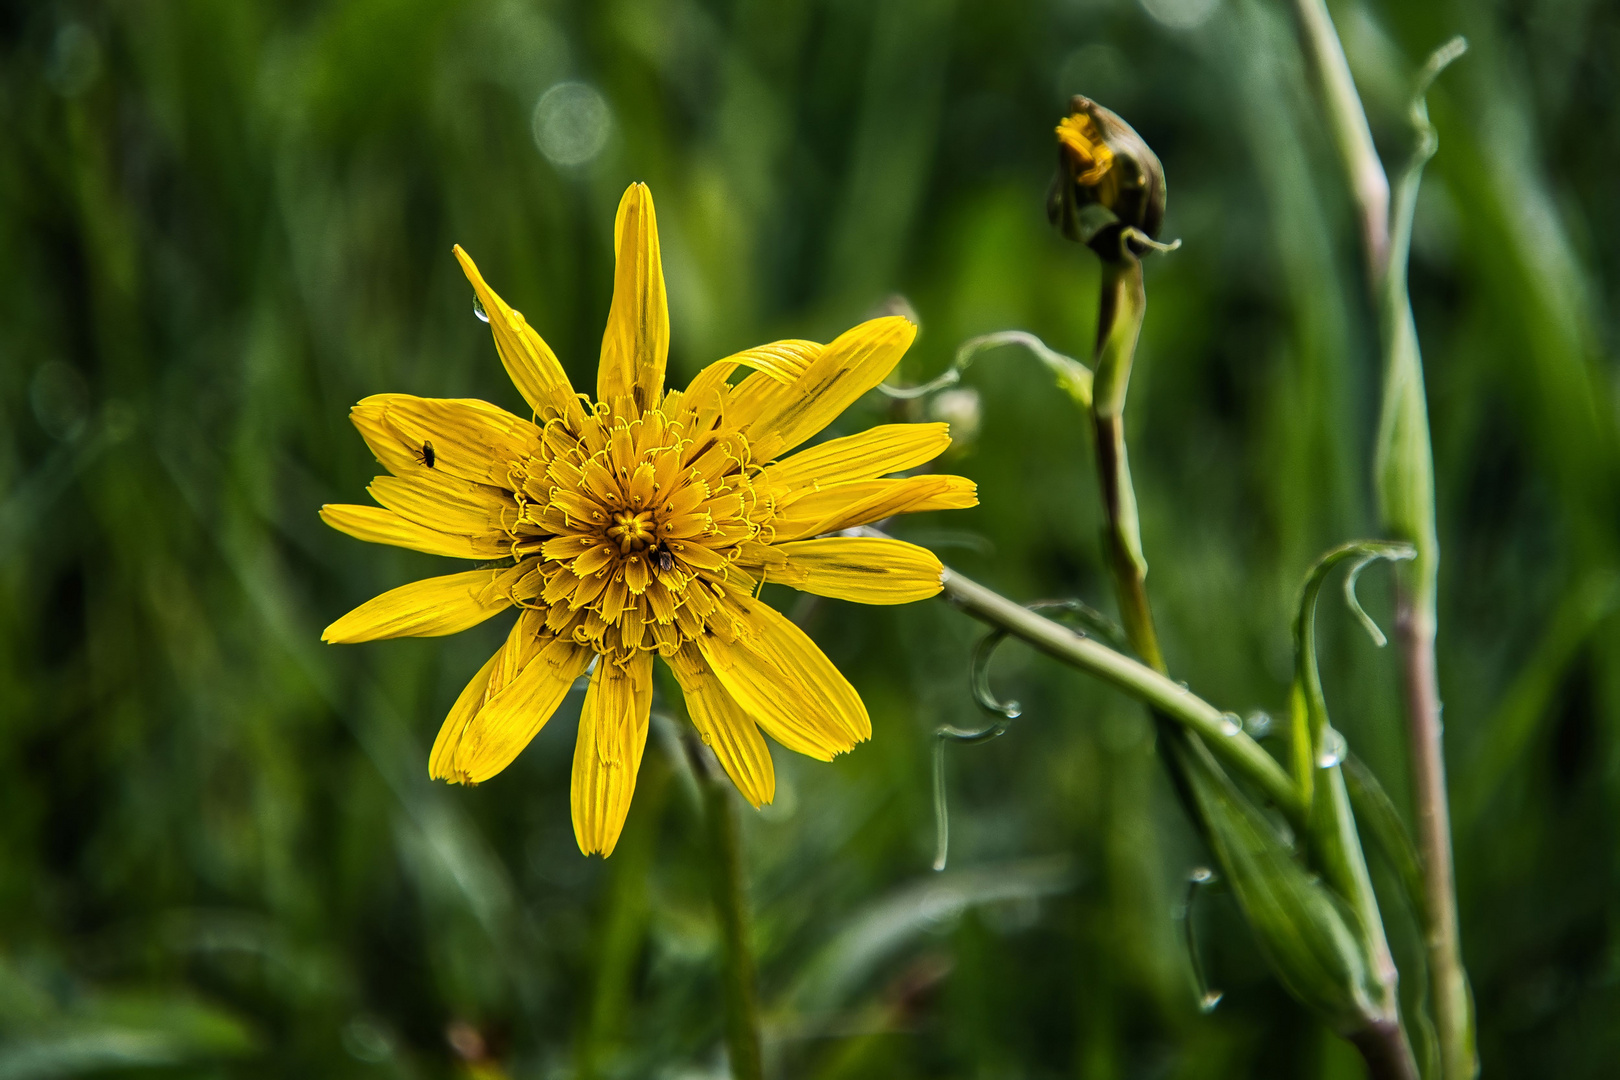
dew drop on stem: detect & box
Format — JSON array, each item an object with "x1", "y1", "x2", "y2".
[{"x1": 1316, "y1": 728, "x2": 1346, "y2": 769}]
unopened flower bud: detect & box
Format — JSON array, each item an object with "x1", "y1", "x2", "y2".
[{"x1": 1047, "y1": 96, "x2": 1167, "y2": 258}]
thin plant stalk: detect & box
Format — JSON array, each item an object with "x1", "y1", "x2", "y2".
[
  {"x1": 1288, "y1": 2, "x2": 1474, "y2": 1072},
  {"x1": 1089, "y1": 253, "x2": 1164, "y2": 674},
  {"x1": 682, "y1": 731, "x2": 765, "y2": 1080},
  {"x1": 940, "y1": 566, "x2": 1417, "y2": 1079},
  {"x1": 1289, "y1": 0, "x2": 1390, "y2": 275},
  {"x1": 939, "y1": 568, "x2": 1299, "y2": 818},
  {"x1": 1078, "y1": 229, "x2": 1415, "y2": 1077}
]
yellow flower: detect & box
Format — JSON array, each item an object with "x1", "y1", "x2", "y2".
[{"x1": 320, "y1": 183, "x2": 977, "y2": 855}]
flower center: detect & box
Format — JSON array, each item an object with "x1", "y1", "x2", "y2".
[
  {"x1": 608, "y1": 509, "x2": 657, "y2": 552},
  {"x1": 504, "y1": 404, "x2": 773, "y2": 661}
]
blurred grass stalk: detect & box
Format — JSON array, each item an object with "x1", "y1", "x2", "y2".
[
  {"x1": 1288, "y1": 1, "x2": 1475, "y2": 1076},
  {"x1": 680, "y1": 729, "x2": 764, "y2": 1080}
]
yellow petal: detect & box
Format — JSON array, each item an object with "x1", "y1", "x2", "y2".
[
  {"x1": 429, "y1": 649, "x2": 499, "y2": 781},
  {"x1": 571, "y1": 651, "x2": 655, "y2": 856},
  {"x1": 320, "y1": 503, "x2": 508, "y2": 560},
  {"x1": 321, "y1": 569, "x2": 513, "y2": 643},
  {"x1": 770, "y1": 475, "x2": 979, "y2": 542},
  {"x1": 445, "y1": 636, "x2": 593, "y2": 784},
  {"x1": 681, "y1": 359, "x2": 739, "y2": 405},
  {"x1": 732, "y1": 317, "x2": 916, "y2": 460},
  {"x1": 750, "y1": 537, "x2": 943, "y2": 605},
  {"x1": 453, "y1": 246, "x2": 583, "y2": 424},
  {"x1": 667, "y1": 647, "x2": 776, "y2": 807},
  {"x1": 720, "y1": 339, "x2": 821, "y2": 383},
  {"x1": 761, "y1": 422, "x2": 951, "y2": 495},
  {"x1": 597, "y1": 183, "x2": 669, "y2": 417},
  {"x1": 367, "y1": 473, "x2": 515, "y2": 538},
  {"x1": 354, "y1": 394, "x2": 541, "y2": 487},
  {"x1": 695, "y1": 595, "x2": 869, "y2": 760},
  {"x1": 431, "y1": 610, "x2": 544, "y2": 780}
]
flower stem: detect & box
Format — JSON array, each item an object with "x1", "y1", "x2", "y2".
[
  {"x1": 1079, "y1": 235, "x2": 1417, "y2": 1078},
  {"x1": 683, "y1": 730, "x2": 764, "y2": 1080},
  {"x1": 1289, "y1": 0, "x2": 1390, "y2": 280},
  {"x1": 1288, "y1": 2, "x2": 1474, "y2": 1071},
  {"x1": 939, "y1": 567, "x2": 1300, "y2": 819},
  {"x1": 1090, "y1": 253, "x2": 1164, "y2": 674}
]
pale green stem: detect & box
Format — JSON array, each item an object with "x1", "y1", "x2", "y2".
[
  {"x1": 1288, "y1": 3, "x2": 1474, "y2": 1073},
  {"x1": 1290, "y1": 0, "x2": 1390, "y2": 278},
  {"x1": 1090, "y1": 253, "x2": 1164, "y2": 673},
  {"x1": 939, "y1": 568, "x2": 1301, "y2": 820}
]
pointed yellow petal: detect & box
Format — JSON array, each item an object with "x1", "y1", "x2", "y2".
[
  {"x1": 320, "y1": 504, "x2": 508, "y2": 560},
  {"x1": 732, "y1": 317, "x2": 916, "y2": 459},
  {"x1": 770, "y1": 475, "x2": 978, "y2": 542},
  {"x1": 681, "y1": 359, "x2": 739, "y2": 405},
  {"x1": 695, "y1": 595, "x2": 869, "y2": 760},
  {"x1": 720, "y1": 339, "x2": 821, "y2": 383},
  {"x1": 761, "y1": 423, "x2": 951, "y2": 495},
  {"x1": 447, "y1": 636, "x2": 593, "y2": 784},
  {"x1": 668, "y1": 647, "x2": 776, "y2": 807},
  {"x1": 429, "y1": 650, "x2": 499, "y2": 781},
  {"x1": 367, "y1": 473, "x2": 516, "y2": 538},
  {"x1": 571, "y1": 651, "x2": 655, "y2": 856},
  {"x1": 750, "y1": 537, "x2": 943, "y2": 605},
  {"x1": 453, "y1": 246, "x2": 583, "y2": 424},
  {"x1": 597, "y1": 183, "x2": 669, "y2": 416},
  {"x1": 353, "y1": 394, "x2": 541, "y2": 487},
  {"x1": 321, "y1": 569, "x2": 513, "y2": 643}
]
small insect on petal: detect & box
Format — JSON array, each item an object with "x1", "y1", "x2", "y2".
[{"x1": 414, "y1": 440, "x2": 437, "y2": 468}]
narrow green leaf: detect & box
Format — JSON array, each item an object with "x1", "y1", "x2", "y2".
[{"x1": 1165, "y1": 727, "x2": 1382, "y2": 1034}]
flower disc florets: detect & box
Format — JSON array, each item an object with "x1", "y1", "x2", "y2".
[{"x1": 511, "y1": 403, "x2": 767, "y2": 661}]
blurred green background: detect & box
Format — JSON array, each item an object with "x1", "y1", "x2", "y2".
[{"x1": 3, "y1": 0, "x2": 1617, "y2": 1074}]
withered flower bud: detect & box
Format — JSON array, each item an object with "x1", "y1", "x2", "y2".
[{"x1": 1047, "y1": 96, "x2": 1167, "y2": 259}]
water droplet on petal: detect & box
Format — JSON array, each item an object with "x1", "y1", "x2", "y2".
[
  {"x1": 1316, "y1": 728, "x2": 1347, "y2": 769},
  {"x1": 1217, "y1": 712, "x2": 1241, "y2": 737},
  {"x1": 1244, "y1": 710, "x2": 1273, "y2": 738},
  {"x1": 473, "y1": 297, "x2": 490, "y2": 323}
]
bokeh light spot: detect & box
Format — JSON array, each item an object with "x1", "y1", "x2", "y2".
[
  {"x1": 531, "y1": 82, "x2": 612, "y2": 167},
  {"x1": 1140, "y1": 0, "x2": 1221, "y2": 31}
]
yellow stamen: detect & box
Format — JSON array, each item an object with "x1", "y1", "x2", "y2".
[{"x1": 609, "y1": 509, "x2": 657, "y2": 552}]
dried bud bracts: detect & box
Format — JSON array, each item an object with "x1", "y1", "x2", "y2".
[{"x1": 1047, "y1": 96, "x2": 1168, "y2": 259}]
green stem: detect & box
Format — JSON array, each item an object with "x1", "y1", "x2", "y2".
[
  {"x1": 1081, "y1": 234, "x2": 1416, "y2": 1076},
  {"x1": 1287, "y1": 4, "x2": 1474, "y2": 1072},
  {"x1": 1290, "y1": 0, "x2": 1391, "y2": 280},
  {"x1": 939, "y1": 567, "x2": 1301, "y2": 819},
  {"x1": 683, "y1": 731, "x2": 764, "y2": 1080},
  {"x1": 1090, "y1": 253, "x2": 1164, "y2": 673},
  {"x1": 1377, "y1": 39, "x2": 1474, "y2": 1080}
]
